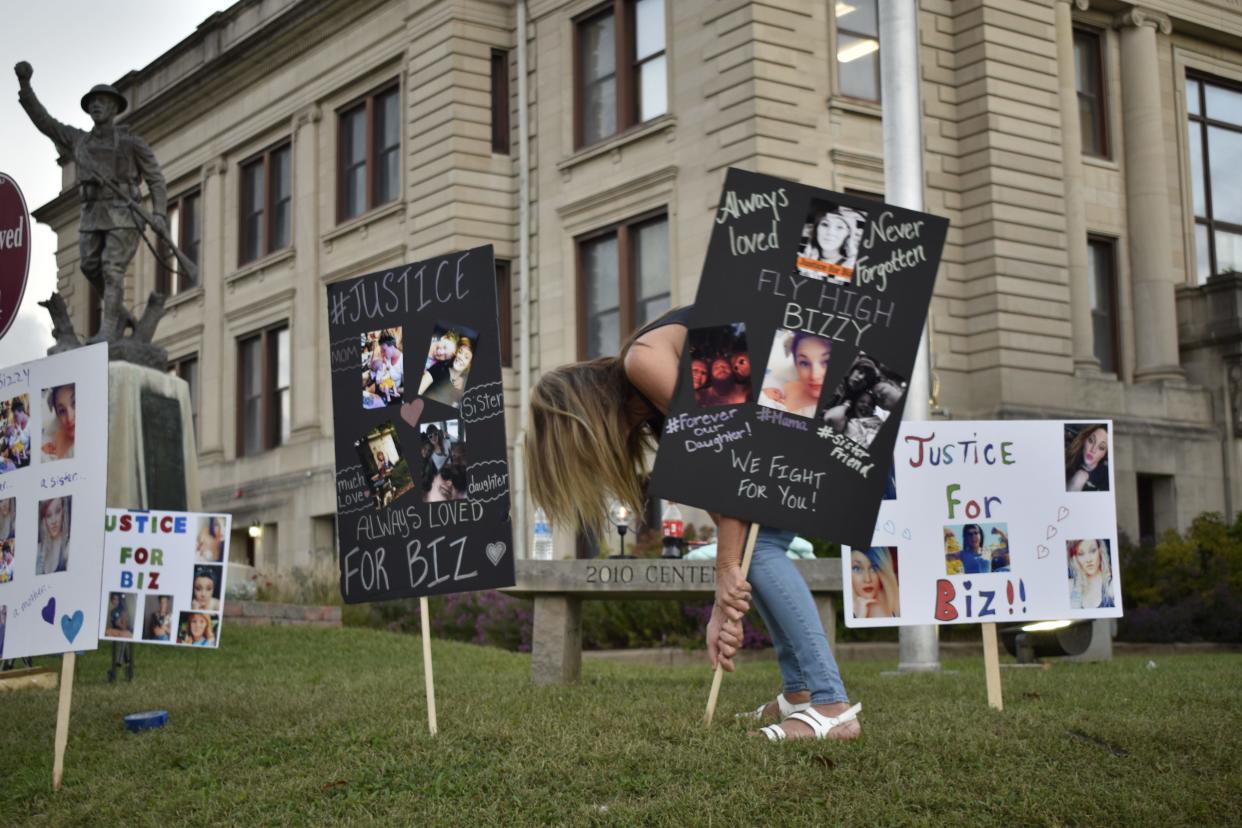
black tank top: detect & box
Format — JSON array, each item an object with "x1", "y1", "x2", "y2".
[{"x1": 629, "y1": 305, "x2": 692, "y2": 441}]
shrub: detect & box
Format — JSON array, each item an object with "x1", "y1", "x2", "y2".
[{"x1": 1117, "y1": 512, "x2": 1242, "y2": 643}]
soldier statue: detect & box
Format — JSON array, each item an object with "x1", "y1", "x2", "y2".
[{"x1": 14, "y1": 61, "x2": 193, "y2": 366}]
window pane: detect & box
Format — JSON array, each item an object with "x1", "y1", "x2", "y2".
[
  {"x1": 635, "y1": 0, "x2": 665, "y2": 61},
  {"x1": 276, "y1": 327, "x2": 291, "y2": 390},
  {"x1": 1195, "y1": 223, "x2": 1211, "y2": 284},
  {"x1": 272, "y1": 146, "x2": 292, "y2": 250},
  {"x1": 279, "y1": 388, "x2": 291, "y2": 445},
  {"x1": 1078, "y1": 95, "x2": 1102, "y2": 156},
  {"x1": 375, "y1": 90, "x2": 400, "y2": 204},
  {"x1": 583, "y1": 78, "x2": 617, "y2": 145},
  {"x1": 837, "y1": 0, "x2": 877, "y2": 36},
  {"x1": 580, "y1": 12, "x2": 617, "y2": 144},
  {"x1": 182, "y1": 192, "x2": 201, "y2": 286},
  {"x1": 243, "y1": 161, "x2": 264, "y2": 262},
  {"x1": 1217, "y1": 229, "x2": 1242, "y2": 275},
  {"x1": 1073, "y1": 32, "x2": 1098, "y2": 96},
  {"x1": 633, "y1": 218, "x2": 669, "y2": 327},
  {"x1": 583, "y1": 234, "x2": 620, "y2": 358},
  {"x1": 1088, "y1": 241, "x2": 1116, "y2": 373},
  {"x1": 1186, "y1": 78, "x2": 1201, "y2": 116},
  {"x1": 1206, "y1": 83, "x2": 1242, "y2": 126},
  {"x1": 638, "y1": 55, "x2": 667, "y2": 122},
  {"x1": 342, "y1": 107, "x2": 367, "y2": 219},
  {"x1": 1208, "y1": 126, "x2": 1242, "y2": 225},
  {"x1": 1188, "y1": 121, "x2": 1206, "y2": 218},
  {"x1": 347, "y1": 165, "x2": 366, "y2": 219},
  {"x1": 837, "y1": 34, "x2": 880, "y2": 101},
  {"x1": 240, "y1": 337, "x2": 262, "y2": 455}
]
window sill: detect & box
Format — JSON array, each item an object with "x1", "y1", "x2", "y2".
[
  {"x1": 828, "y1": 96, "x2": 882, "y2": 118},
  {"x1": 322, "y1": 200, "x2": 405, "y2": 247},
  {"x1": 1082, "y1": 155, "x2": 1119, "y2": 172},
  {"x1": 164, "y1": 284, "x2": 204, "y2": 310},
  {"x1": 558, "y1": 115, "x2": 677, "y2": 173},
  {"x1": 226, "y1": 248, "x2": 295, "y2": 287}
]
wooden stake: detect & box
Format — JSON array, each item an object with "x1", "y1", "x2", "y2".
[
  {"x1": 420, "y1": 596, "x2": 438, "y2": 736},
  {"x1": 703, "y1": 523, "x2": 761, "y2": 727},
  {"x1": 52, "y1": 651, "x2": 76, "y2": 791},
  {"x1": 981, "y1": 622, "x2": 1003, "y2": 711}
]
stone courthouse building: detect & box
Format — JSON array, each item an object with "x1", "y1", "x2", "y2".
[{"x1": 32, "y1": 0, "x2": 1242, "y2": 568}]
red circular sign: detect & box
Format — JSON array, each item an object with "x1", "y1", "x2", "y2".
[{"x1": 0, "y1": 173, "x2": 32, "y2": 342}]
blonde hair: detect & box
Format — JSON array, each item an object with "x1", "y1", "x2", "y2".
[{"x1": 527, "y1": 344, "x2": 657, "y2": 539}]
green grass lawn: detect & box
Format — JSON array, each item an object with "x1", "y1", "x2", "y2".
[{"x1": 4, "y1": 625, "x2": 1240, "y2": 827}]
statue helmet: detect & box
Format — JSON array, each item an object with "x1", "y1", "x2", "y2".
[{"x1": 80, "y1": 84, "x2": 128, "y2": 115}]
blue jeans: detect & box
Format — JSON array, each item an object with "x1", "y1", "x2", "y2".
[{"x1": 747, "y1": 527, "x2": 849, "y2": 705}]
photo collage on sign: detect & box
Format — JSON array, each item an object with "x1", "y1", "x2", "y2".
[
  {"x1": 183, "y1": 547, "x2": 223, "y2": 647},
  {"x1": 417, "y1": 419, "x2": 469, "y2": 503},
  {"x1": 942, "y1": 523, "x2": 1011, "y2": 575},
  {"x1": 850, "y1": 546, "x2": 901, "y2": 620},
  {"x1": 1063, "y1": 423, "x2": 1113, "y2": 610},
  {"x1": 688, "y1": 323, "x2": 752, "y2": 409},
  {"x1": 355, "y1": 320, "x2": 482, "y2": 513},
  {"x1": 794, "y1": 200, "x2": 869, "y2": 284}
]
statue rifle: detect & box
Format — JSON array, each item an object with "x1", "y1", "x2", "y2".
[{"x1": 77, "y1": 157, "x2": 199, "y2": 284}]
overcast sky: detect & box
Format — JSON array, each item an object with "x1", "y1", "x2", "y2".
[{"x1": 0, "y1": 1, "x2": 232, "y2": 367}]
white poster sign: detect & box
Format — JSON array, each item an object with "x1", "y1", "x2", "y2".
[
  {"x1": 99, "y1": 509, "x2": 231, "y2": 648},
  {"x1": 0, "y1": 345, "x2": 108, "y2": 659},
  {"x1": 844, "y1": 420, "x2": 1120, "y2": 627}
]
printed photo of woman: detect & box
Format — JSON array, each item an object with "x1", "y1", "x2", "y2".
[
  {"x1": 943, "y1": 522, "x2": 1010, "y2": 575},
  {"x1": 143, "y1": 594, "x2": 174, "y2": 641},
  {"x1": 360, "y1": 327, "x2": 404, "y2": 409},
  {"x1": 1067, "y1": 539, "x2": 1115, "y2": 609},
  {"x1": 1065, "y1": 423, "x2": 1110, "y2": 493},
  {"x1": 418, "y1": 323, "x2": 479, "y2": 407},
  {"x1": 821, "y1": 352, "x2": 906, "y2": 450},
  {"x1": 794, "y1": 202, "x2": 867, "y2": 283},
  {"x1": 36, "y1": 495, "x2": 71, "y2": 575},
  {"x1": 178, "y1": 611, "x2": 218, "y2": 647},
  {"x1": 0, "y1": 496, "x2": 15, "y2": 540},
  {"x1": 195, "y1": 516, "x2": 227, "y2": 562},
  {"x1": 851, "y1": 547, "x2": 900, "y2": 619},
  {"x1": 759, "y1": 329, "x2": 832, "y2": 418},
  {"x1": 0, "y1": 395, "x2": 32, "y2": 473},
  {"x1": 0, "y1": 540, "x2": 14, "y2": 584},
  {"x1": 420, "y1": 420, "x2": 469, "y2": 502},
  {"x1": 41, "y1": 384, "x2": 76, "y2": 461},
  {"x1": 191, "y1": 564, "x2": 222, "y2": 611}
]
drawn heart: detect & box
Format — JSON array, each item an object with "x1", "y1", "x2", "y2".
[
  {"x1": 882, "y1": 520, "x2": 895, "y2": 535},
  {"x1": 485, "y1": 542, "x2": 507, "y2": 566},
  {"x1": 1057, "y1": 506, "x2": 1070, "y2": 522},
  {"x1": 901, "y1": 528, "x2": 912, "y2": 540},
  {"x1": 61, "y1": 610, "x2": 84, "y2": 643},
  {"x1": 1046, "y1": 525, "x2": 1058, "y2": 540},
  {"x1": 41, "y1": 597, "x2": 56, "y2": 625},
  {"x1": 1036, "y1": 545, "x2": 1050, "y2": 560},
  {"x1": 400, "y1": 399, "x2": 425, "y2": 430}
]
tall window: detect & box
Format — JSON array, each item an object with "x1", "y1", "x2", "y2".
[
  {"x1": 496, "y1": 259, "x2": 513, "y2": 367},
  {"x1": 1087, "y1": 237, "x2": 1119, "y2": 374},
  {"x1": 237, "y1": 325, "x2": 290, "y2": 456},
  {"x1": 1074, "y1": 29, "x2": 1109, "y2": 158},
  {"x1": 338, "y1": 83, "x2": 401, "y2": 222},
  {"x1": 1187, "y1": 74, "x2": 1242, "y2": 285},
  {"x1": 239, "y1": 142, "x2": 291, "y2": 265},
  {"x1": 158, "y1": 189, "x2": 201, "y2": 295},
  {"x1": 575, "y1": 0, "x2": 667, "y2": 148},
  {"x1": 836, "y1": 0, "x2": 880, "y2": 102},
  {"x1": 577, "y1": 213, "x2": 669, "y2": 358},
  {"x1": 491, "y1": 50, "x2": 511, "y2": 155},
  {"x1": 167, "y1": 354, "x2": 200, "y2": 444}
]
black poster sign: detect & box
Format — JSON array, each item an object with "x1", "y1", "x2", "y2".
[
  {"x1": 326, "y1": 245, "x2": 514, "y2": 602},
  {"x1": 648, "y1": 169, "x2": 948, "y2": 548}
]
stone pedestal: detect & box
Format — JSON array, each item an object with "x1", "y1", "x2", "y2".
[{"x1": 107, "y1": 362, "x2": 201, "y2": 511}]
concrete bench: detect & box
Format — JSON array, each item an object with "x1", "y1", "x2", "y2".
[{"x1": 502, "y1": 558, "x2": 843, "y2": 684}]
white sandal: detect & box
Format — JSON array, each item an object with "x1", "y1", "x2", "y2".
[
  {"x1": 736, "y1": 693, "x2": 811, "y2": 721},
  {"x1": 759, "y1": 703, "x2": 862, "y2": 741}
]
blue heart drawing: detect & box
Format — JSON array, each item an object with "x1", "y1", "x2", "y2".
[
  {"x1": 61, "y1": 611, "x2": 84, "y2": 643},
  {"x1": 41, "y1": 596, "x2": 56, "y2": 625}
]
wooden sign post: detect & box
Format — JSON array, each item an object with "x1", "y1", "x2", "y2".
[
  {"x1": 420, "y1": 596, "x2": 438, "y2": 736},
  {"x1": 980, "y1": 622, "x2": 1003, "y2": 711},
  {"x1": 51, "y1": 652, "x2": 76, "y2": 791}
]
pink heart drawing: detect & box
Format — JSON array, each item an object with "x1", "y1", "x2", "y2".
[
  {"x1": 1036, "y1": 545, "x2": 1050, "y2": 559},
  {"x1": 1046, "y1": 525, "x2": 1058, "y2": 540},
  {"x1": 400, "y1": 399, "x2": 425, "y2": 430},
  {"x1": 1057, "y1": 506, "x2": 1070, "y2": 522}
]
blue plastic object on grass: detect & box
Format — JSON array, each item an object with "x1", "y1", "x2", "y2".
[{"x1": 124, "y1": 710, "x2": 169, "y2": 732}]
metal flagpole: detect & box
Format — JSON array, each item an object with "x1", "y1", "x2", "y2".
[{"x1": 880, "y1": 0, "x2": 942, "y2": 673}]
